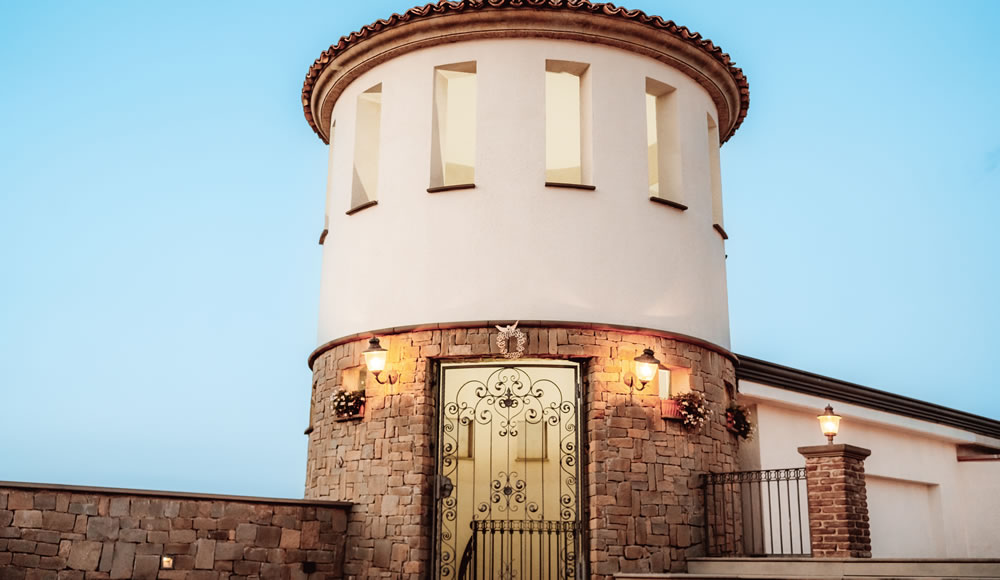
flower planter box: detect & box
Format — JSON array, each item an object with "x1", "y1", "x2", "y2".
[
  {"x1": 334, "y1": 403, "x2": 365, "y2": 422},
  {"x1": 725, "y1": 407, "x2": 753, "y2": 440},
  {"x1": 661, "y1": 398, "x2": 683, "y2": 420}
]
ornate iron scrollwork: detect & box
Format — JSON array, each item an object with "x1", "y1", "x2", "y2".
[{"x1": 437, "y1": 365, "x2": 581, "y2": 579}]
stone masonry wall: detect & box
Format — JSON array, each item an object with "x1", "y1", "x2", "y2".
[
  {"x1": 305, "y1": 324, "x2": 741, "y2": 579},
  {"x1": 0, "y1": 483, "x2": 349, "y2": 580}
]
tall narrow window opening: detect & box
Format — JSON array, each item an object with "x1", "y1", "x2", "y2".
[
  {"x1": 430, "y1": 62, "x2": 477, "y2": 190},
  {"x1": 350, "y1": 83, "x2": 382, "y2": 213},
  {"x1": 646, "y1": 78, "x2": 684, "y2": 209},
  {"x1": 545, "y1": 60, "x2": 591, "y2": 186},
  {"x1": 707, "y1": 114, "x2": 726, "y2": 238}
]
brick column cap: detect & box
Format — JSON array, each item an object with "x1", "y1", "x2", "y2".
[{"x1": 798, "y1": 443, "x2": 872, "y2": 460}]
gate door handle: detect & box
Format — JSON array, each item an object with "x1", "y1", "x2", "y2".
[{"x1": 438, "y1": 475, "x2": 454, "y2": 498}]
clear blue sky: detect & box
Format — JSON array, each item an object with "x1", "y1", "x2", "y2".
[{"x1": 1, "y1": 1, "x2": 998, "y2": 498}]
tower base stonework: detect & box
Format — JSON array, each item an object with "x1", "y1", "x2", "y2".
[{"x1": 305, "y1": 323, "x2": 740, "y2": 579}]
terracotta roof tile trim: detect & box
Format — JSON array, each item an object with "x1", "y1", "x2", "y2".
[{"x1": 301, "y1": 0, "x2": 749, "y2": 143}]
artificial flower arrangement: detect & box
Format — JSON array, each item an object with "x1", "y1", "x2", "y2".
[
  {"x1": 331, "y1": 389, "x2": 366, "y2": 418},
  {"x1": 725, "y1": 404, "x2": 754, "y2": 440},
  {"x1": 671, "y1": 391, "x2": 711, "y2": 431}
]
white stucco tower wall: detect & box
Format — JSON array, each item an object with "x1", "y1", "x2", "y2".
[
  {"x1": 301, "y1": 6, "x2": 750, "y2": 578},
  {"x1": 303, "y1": 3, "x2": 749, "y2": 354}
]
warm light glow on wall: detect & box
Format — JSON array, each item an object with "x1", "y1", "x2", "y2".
[
  {"x1": 657, "y1": 367, "x2": 691, "y2": 398},
  {"x1": 657, "y1": 368, "x2": 672, "y2": 398}
]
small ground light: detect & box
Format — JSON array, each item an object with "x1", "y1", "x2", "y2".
[
  {"x1": 818, "y1": 404, "x2": 841, "y2": 444},
  {"x1": 161, "y1": 556, "x2": 174, "y2": 569}
]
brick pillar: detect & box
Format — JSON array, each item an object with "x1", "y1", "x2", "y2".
[{"x1": 797, "y1": 444, "x2": 872, "y2": 558}]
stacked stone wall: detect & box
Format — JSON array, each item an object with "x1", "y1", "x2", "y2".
[
  {"x1": 306, "y1": 324, "x2": 741, "y2": 579},
  {"x1": 0, "y1": 483, "x2": 349, "y2": 580}
]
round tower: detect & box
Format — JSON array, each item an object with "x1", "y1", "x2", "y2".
[{"x1": 302, "y1": 3, "x2": 749, "y2": 579}]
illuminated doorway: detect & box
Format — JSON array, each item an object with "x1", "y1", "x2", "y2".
[{"x1": 435, "y1": 362, "x2": 583, "y2": 579}]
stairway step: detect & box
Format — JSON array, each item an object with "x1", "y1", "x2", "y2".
[
  {"x1": 622, "y1": 576, "x2": 980, "y2": 580},
  {"x1": 617, "y1": 575, "x2": 842, "y2": 579}
]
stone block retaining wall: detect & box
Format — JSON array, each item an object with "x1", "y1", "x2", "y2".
[
  {"x1": 0, "y1": 482, "x2": 350, "y2": 580},
  {"x1": 305, "y1": 323, "x2": 741, "y2": 579}
]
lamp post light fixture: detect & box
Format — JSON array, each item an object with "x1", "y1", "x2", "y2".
[
  {"x1": 625, "y1": 348, "x2": 660, "y2": 399},
  {"x1": 818, "y1": 404, "x2": 842, "y2": 444},
  {"x1": 363, "y1": 337, "x2": 399, "y2": 386}
]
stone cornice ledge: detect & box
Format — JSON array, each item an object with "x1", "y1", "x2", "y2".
[
  {"x1": 0, "y1": 480, "x2": 352, "y2": 508},
  {"x1": 797, "y1": 444, "x2": 872, "y2": 461},
  {"x1": 308, "y1": 320, "x2": 736, "y2": 369}
]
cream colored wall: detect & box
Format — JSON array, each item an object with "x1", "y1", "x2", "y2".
[
  {"x1": 318, "y1": 38, "x2": 729, "y2": 348},
  {"x1": 866, "y1": 475, "x2": 943, "y2": 557},
  {"x1": 956, "y1": 461, "x2": 1000, "y2": 556},
  {"x1": 740, "y1": 380, "x2": 1000, "y2": 558}
]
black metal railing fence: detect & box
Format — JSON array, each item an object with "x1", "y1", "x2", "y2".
[
  {"x1": 704, "y1": 467, "x2": 810, "y2": 557},
  {"x1": 458, "y1": 519, "x2": 578, "y2": 580}
]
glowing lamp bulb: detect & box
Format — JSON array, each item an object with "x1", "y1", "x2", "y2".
[
  {"x1": 633, "y1": 348, "x2": 660, "y2": 386},
  {"x1": 818, "y1": 404, "x2": 841, "y2": 444},
  {"x1": 363, "y1": 337, "x2": 388, "y2": 374}
]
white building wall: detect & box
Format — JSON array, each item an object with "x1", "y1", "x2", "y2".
[
  {"x1": 957, "y1": 461, "x2": 1000, "y2": 556},
  {"x1": 318, "y1": 38, "x2": 730, "y2": 349},
  {"x1": 741, "y1": 380, "x2": 1000, "y2": 558}
]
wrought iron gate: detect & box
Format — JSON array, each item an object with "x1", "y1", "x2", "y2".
[{"x1": 435, "y1": 363, "x2": 583, "y2": 580}]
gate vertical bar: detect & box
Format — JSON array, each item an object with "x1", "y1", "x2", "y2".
[{"x1": 785, "y1": 473, "x2": 793, "y2": 555}]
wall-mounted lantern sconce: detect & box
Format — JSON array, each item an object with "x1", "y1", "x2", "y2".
[
  {"x1": 817, "y1": 404, "x2": 841, "y2": 444},
  {"x1": 363, "y1": 337, "x2": 399, "y2": 386},
  {"x1": 161, "y1": 556, "x2": 174, "y2": 570},
  {"x1": 624, "y1": 348, "x2": 660, "y2": 399}
]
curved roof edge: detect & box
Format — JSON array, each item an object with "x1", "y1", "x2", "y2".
[{"x1": 302, "y1": 0, "x2": 749, "y2": 144}]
